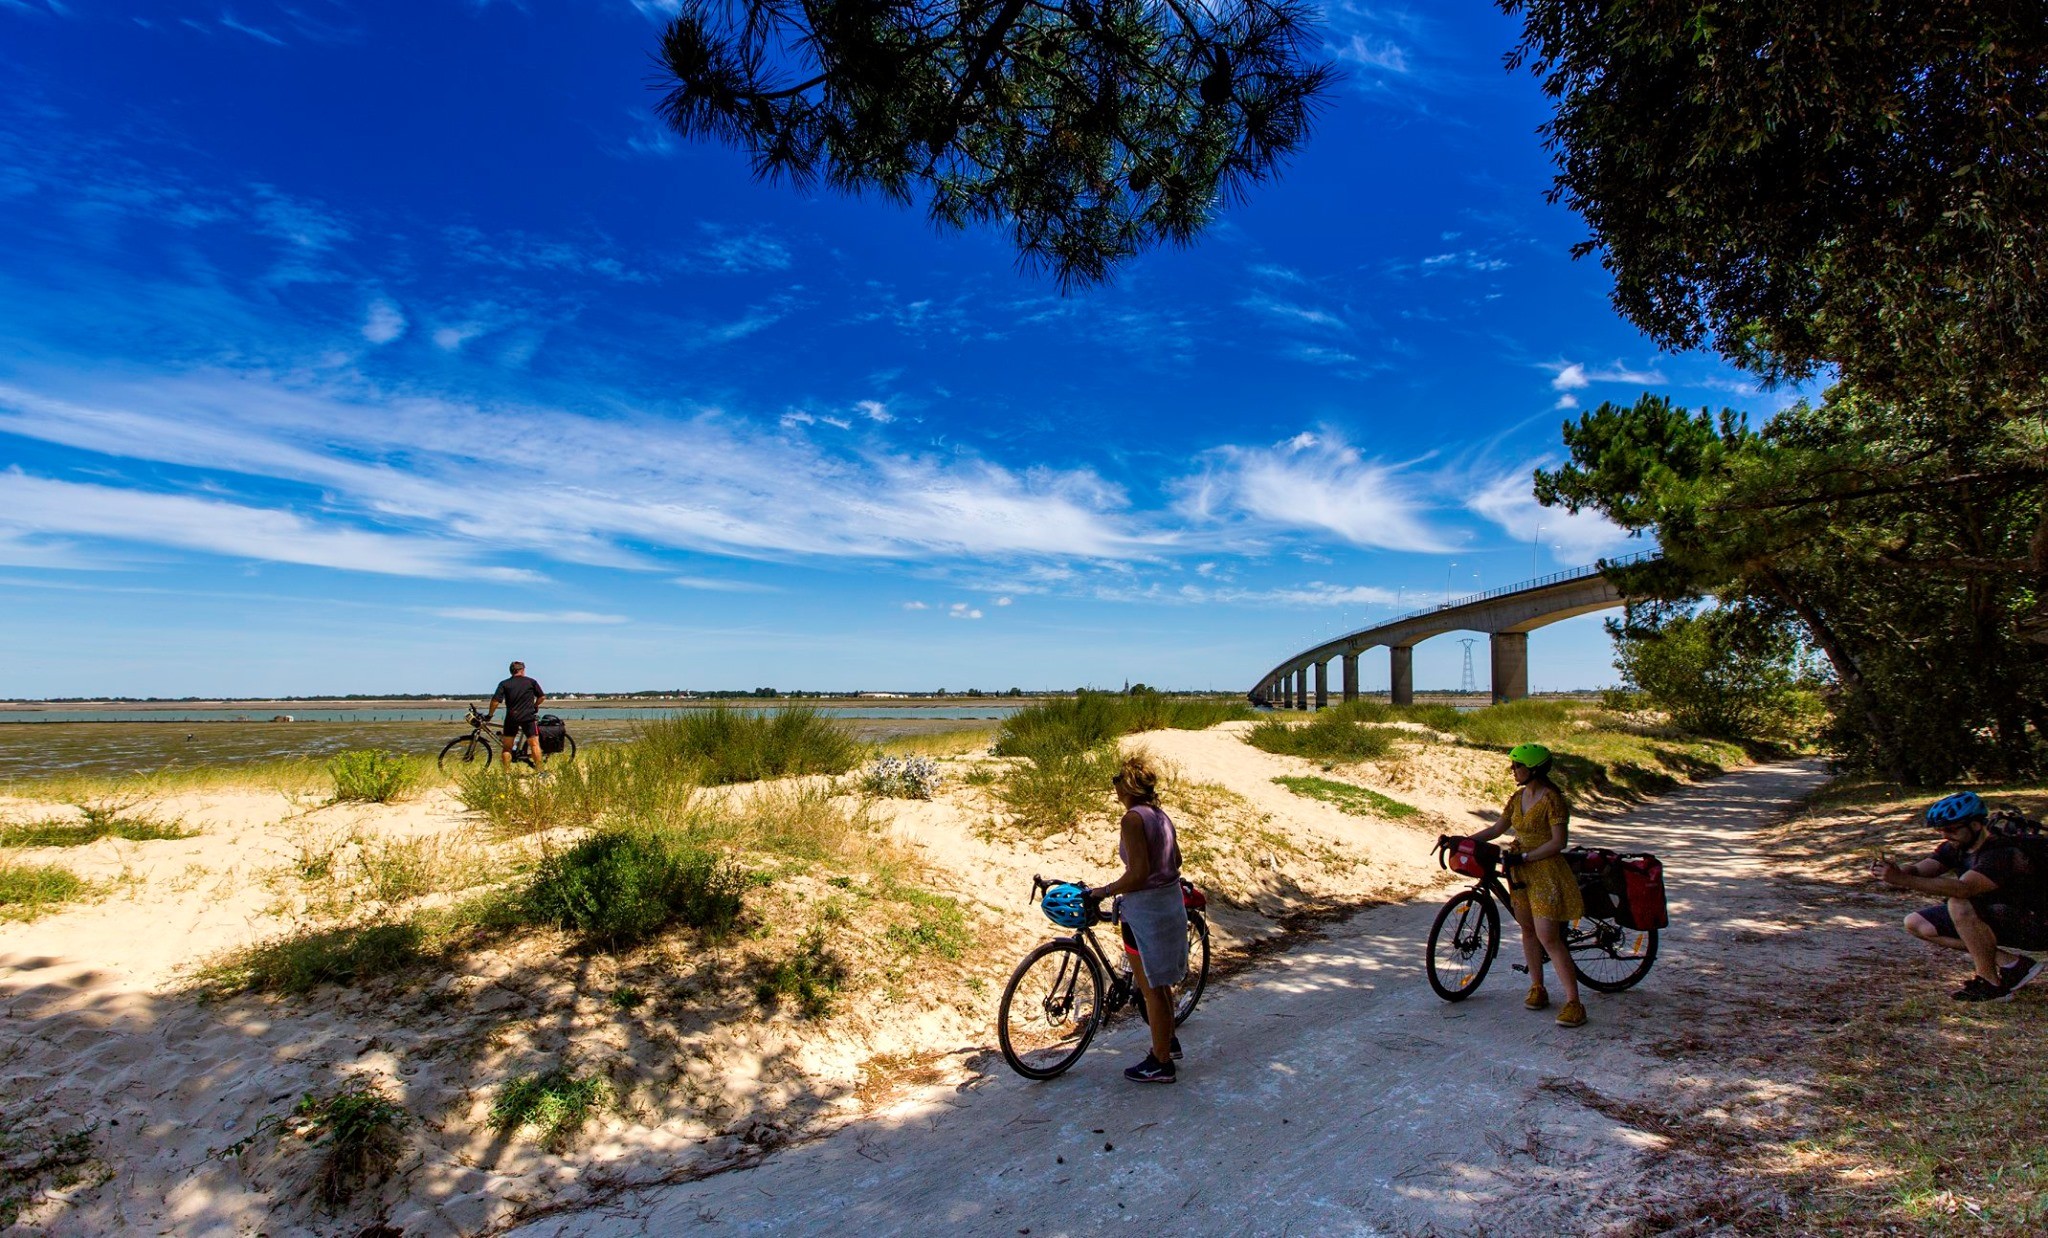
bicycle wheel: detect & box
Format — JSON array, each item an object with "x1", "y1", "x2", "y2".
[
  {"x1": 438, "y1": 733, "x2": 497, "y2": 773},
  {"x1": 555, "y1": 734, "x2": 577, "y2": 764},
  {"x1": 1426, "y1": 890, "x2": 1500, "y2": 1002},
  {"x1": 1173, "y1": 911, "x2": 1210, "y2": 1025},
  {"x1": 1567, "y1": 918, "x2": 1658, "y2": 992},
  {"x1": 998, "y1": 940, "x2": 1105, "y2": 1080}
]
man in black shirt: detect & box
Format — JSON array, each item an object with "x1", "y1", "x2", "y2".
[
  {"x1": 1872, "y1": 791, "x2": 2047, "y2": 1002},
  {"x1": 483, "y1": 660, "x2": 546, "y2": 770}
]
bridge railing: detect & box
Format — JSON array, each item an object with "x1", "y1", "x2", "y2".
[{"x1": 1369, "y1": 549, "x2": 1657, "y2": 635}]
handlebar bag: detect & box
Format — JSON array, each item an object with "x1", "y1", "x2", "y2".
[
  {"x1": 537, "y1": 714, "x2": 569, "y2": 755},
  {"x1": 1611, "y1": 853, "x2": 1669, "y2": 930},
  {"x1": 1179, "y1": 877, "x2": 1208, "y2": 911},
  {"x1": 1447, "y1": 837, "x2": 1500, "y2": 878}
]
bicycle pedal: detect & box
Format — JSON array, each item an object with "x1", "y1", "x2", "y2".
[{"x1": 1511, "y1": 964, "x2": 1528, "y2": 974}]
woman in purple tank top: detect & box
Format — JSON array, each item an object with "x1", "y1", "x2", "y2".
[{"x1": 1084, "y1": 754, "x2": 1188, "y2": 1084}]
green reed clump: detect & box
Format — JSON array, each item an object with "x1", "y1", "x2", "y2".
[
  {"x1": 995, "y1": 745, "x2": 1121, "y2": 837},
  {"x1": 1245, "y1": 712, "x2": 1398, "y2": 762},
  {"x1": 328, "y1": 750, "x2": 423, "y2": 804},
  {"x1": 0, "y1": 861, "x2": 89, "y2": 921},
  {"x1": 634, "y1": 707, "x2": 863, "y2": 785},
  {"x1": 1447, "y1": 697, "x2": 1579, "y2": 748},
  {"x1": 458, "y1": 745, "x2": 697, "y2": 837},
  {"x1": 516, "y1": 826, "x2": 746, "y2": 948},
  {"x1": 882, "y1": 885, "x2": 974, "y2": 960},
  {"x1": 491, "y1": 1069, "x2": 612, "y2": 1150},
  {"x1": 992, "y1": 691, "x2": 1250, "y2": 760},
  {"x1": 290, "y1": 1080, "x2": 410, "y2": 1211}
]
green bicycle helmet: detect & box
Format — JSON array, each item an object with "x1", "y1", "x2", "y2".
[{"x1": 1507, "y1": 743, "x2": 1551, "y2": 768}]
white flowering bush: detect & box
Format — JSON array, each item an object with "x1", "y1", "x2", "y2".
[{"x1": 859, "y1": 755, "x2": 944, "y2": 800}]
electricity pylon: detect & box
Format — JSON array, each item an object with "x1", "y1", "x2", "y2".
[{"x1": 1457, "y1": 638, "x2": 1478, "y2": 695}]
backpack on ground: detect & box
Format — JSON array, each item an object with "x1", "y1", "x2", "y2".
[
  {"x1": 1989, "y1": 807, "x2": 2047, "y2": 840},
  {"x1": 537, "y1": 714, "x2": 569, "y2": 755}
]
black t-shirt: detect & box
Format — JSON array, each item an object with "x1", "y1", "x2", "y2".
[
  {"x1": 1935, "y1": 838, "x2": 2048, "y2": 909},
  {"x1": 493, "y1": 675, "x2": 543, "y2": 722}
]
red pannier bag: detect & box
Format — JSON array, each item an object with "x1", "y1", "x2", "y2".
[
  {"x1": 1611, "y1": 853, "x2": 1668, "y2": 930},
  {"x1": 1447, "y1": 837, "x2": 1501, "y2": 879}
]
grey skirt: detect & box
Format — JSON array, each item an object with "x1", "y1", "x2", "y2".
[{"x1": 1117, "y1": 881, "x2": 1189, "y2": 988}]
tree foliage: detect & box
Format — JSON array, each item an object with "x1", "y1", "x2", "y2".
[
  {"x1": 653, "y1": 0, "x2": 1334, "y2": 286},
  {"x1": 1609, "y1": 603, "x2": 1813, "y2": 740},
  {"x1": 1501, "y1": 1, "x2": 2048, "y2": 405},
  {"x1": 1543, "y1": 393, "x2": 2048, "y2": 783}
]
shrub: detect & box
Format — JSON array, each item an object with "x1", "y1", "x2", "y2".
[
  {"x1": 0, "y1": 861, "x2": 89, "y2": 921},
  {"x1": 635, "y1": 707, "x2": 862, "y2": 785},
  {"x1": 1448, "y1": 698, "x2": 1579, "y2": 749},
  {"x1": 1612, "y1": 607, "x2": 1814, "y2": 740},
  {"x1": 519, "y1": 827, "x2": 745, "y2": 948},
  {"x1": 995, "y1": 745, "x2": 1120, "y2": 836},
  {"x1": 197, "y1": 921, "x2": 427, "y2": 995},
  {"x1": 290, "y1": 1081, "x2": 409, "y2": 1210},
  {"x1": 859, "y1": 755, "x2": 943, "y2": 799},
  {"x1": 755, "y1": 928, "x2": 846, "y2": 1018},
  {"x1": 458, "y1": 746, "x2": 696, "y2": 837},
  {"x1": 328, "y1": 750, "x2": 422, "y2": 804},
  {"x1": 1245, "y1": 713, "x2": 1397, "y2": 762},
  {"x1": 490, "y1": 1069, "x2": 612, "y2": 1150}
]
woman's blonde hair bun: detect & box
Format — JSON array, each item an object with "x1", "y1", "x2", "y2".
[{"x1": 1114, "y1": 754, "x2": 1160, "y2": 804}]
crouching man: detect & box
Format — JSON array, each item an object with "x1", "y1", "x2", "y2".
[{"x1": 1871, "y1": 792, "x2": 2048, "y2": 1002}]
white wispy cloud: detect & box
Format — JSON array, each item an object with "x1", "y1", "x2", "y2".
[
  {"x1": 902, "y1": 601, "x2": 929, "y2": 610},
  {"x1": 0, "y1": 471, "x2": 535, "y2": 581},
  {"x1": 220, "y1": 12, "x2": 286, "y2": 46},
  {"x1": 694, "y1": 225, "x2": 792, "y2": 274},
  {"x1": 1546, "y1": 360, "x2": 1665, "y2": 391},
  {"x1": 362, "y1": 298, "x2": 406, "y2": 344},
  {"x1": 0, "y1": 374, "x2": 1169, "y2": 570},
  {"x1": 1465, "y1": 466, "x2": 1634, "y2": 562},
  {"x1": 948, "y1": 603, "x2": 984, "y2": 620},
  {"x1": 1178, "y1": 430, "x2": 1451, "y2": 553},
  {"x1": 672, "y1": 576, "x2": 779, "y2": 592},
  {"x1": 1242, "y1": 293, "x2": 1347, "y2": 332},
  {"x1": 1421, "y1": 249, "x2": 1508, "y2": 274},
  {"x1": 435, "y1": 608, "x2": 627, "y2": 624},
  {"x1": 855, "y1": 399, "x2": 893, "y2": 423}
]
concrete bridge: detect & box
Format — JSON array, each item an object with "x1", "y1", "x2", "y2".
[{"x1": 1249, "y1": 552, "x2": 1654, "y2": 709}]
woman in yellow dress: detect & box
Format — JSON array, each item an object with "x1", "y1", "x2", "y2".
[{"x1": 1465, "y1": 743, "x2": 1586, "y2": 1026}]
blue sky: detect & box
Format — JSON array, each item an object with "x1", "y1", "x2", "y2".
[{"x1": 0, "y1": 1, "x2": 1792, "y2": 699}]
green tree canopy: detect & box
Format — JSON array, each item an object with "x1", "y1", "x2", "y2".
[
  {"x1": 1501, "y1": 1, "x2": 2048, "y2": 406},
  {"x1": 654, "y1": 0, "x2": 1334, "y2": 287}
]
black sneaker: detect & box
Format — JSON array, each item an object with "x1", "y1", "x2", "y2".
[
  {"x1": 2000, "y1": 956, "x2": 2041, "y2": 992},
  {"x1": 1123, "y1": 1054, "x2": 1175, "y2": 1084},
  {"x1": 1952, "y1": 976, "x2": 2016, "y2": 1003},
  {"x1": 1170, "y1": 1035, "x2": 1182, "y2": 1061}
]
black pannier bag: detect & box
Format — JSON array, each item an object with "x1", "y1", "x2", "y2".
[
  {"x1": 537, "y1": 714, "x2": 569, "y2": 755},
  {"x1": 1565, "y1": 846, "x2": 1621, "y2": 921}
]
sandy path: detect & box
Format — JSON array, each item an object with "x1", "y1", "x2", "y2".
[{"x1": 505, "y1": 759, "x2": 1832, "y2": 1237}]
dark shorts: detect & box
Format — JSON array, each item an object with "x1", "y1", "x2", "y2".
[
  {"x1": 502, "y1": 716, "x2": 539, "y2": 739},
  {"x1": 1917, "y1": 901, "x2": 2048, "y2": 951}
]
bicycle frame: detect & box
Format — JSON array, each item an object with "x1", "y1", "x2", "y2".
[{"x1": 1025, "y1": 876, "x2": 1145, "y2": 1015}]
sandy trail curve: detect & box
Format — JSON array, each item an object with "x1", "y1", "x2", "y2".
[{"x1": 507, "y1": 759, "x2": 1832, "y2": 1237}]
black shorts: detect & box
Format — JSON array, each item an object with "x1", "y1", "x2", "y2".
[
  {"x1": 502, "y1": 716, "x2": 539, "y2": 739},
  {"x1": 1917, "y1": 901, "x2": 2048, "y2": 951}
]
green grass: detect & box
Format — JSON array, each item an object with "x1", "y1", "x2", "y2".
[
  {"x1": 195, "y1": 921, "x2": 430, "y2": 995},
  {"x1": 0, "y1": 861, "x2": 90, "y2": 921},
  {"x1": 991, "y1": 691, "x2": 1250, "y2": 761},
  {"x1": 516, "y1": 826, "x2": 746, "y2": 948},
  {"x1": 876, "y1": 725, "x2": 1000, "y2": 756},
  {"x1": 1245, "y1": 712, "x2": 1400, "y2": 762},
  {"x1": 328, "y1": 749, "x2": 424, "y2": 803},
  {"x1": 755, "y1": 927, "x2": 847, "y2": 1018},
  {"x1": 0, "y1": 817, "x2": 191, "y2": 846},
  {"x1": 881, "y1": 885, "x2": 974, "y2": 960},
  {"x1": 1273, "y1": 775, "x2": 1421, "y2": 820},
  {"x1": 0, "y1": 1119, "x2": 96, "y2": 1229},
  {"x1": 992, "y1": 745, "x2": 1120, "y2": 837},
  {"x1": 490, "y1": 1069, "x2": 612, "y2": 1150},
  {"x1": 634, "y1": 707, "x2": 863, "y2": 785}
]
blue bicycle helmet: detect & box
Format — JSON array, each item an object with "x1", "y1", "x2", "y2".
[
  {"x1": 1926, "y1": 791, "x2": 1986, "y2": 828},
  {"x1": 1040, "y1": 882, "x2": 1090, "y2": 929}
]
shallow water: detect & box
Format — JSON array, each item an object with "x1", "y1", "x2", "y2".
[{"x1": 0, "y1": 717, "x2": 995, "y2": 782}]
